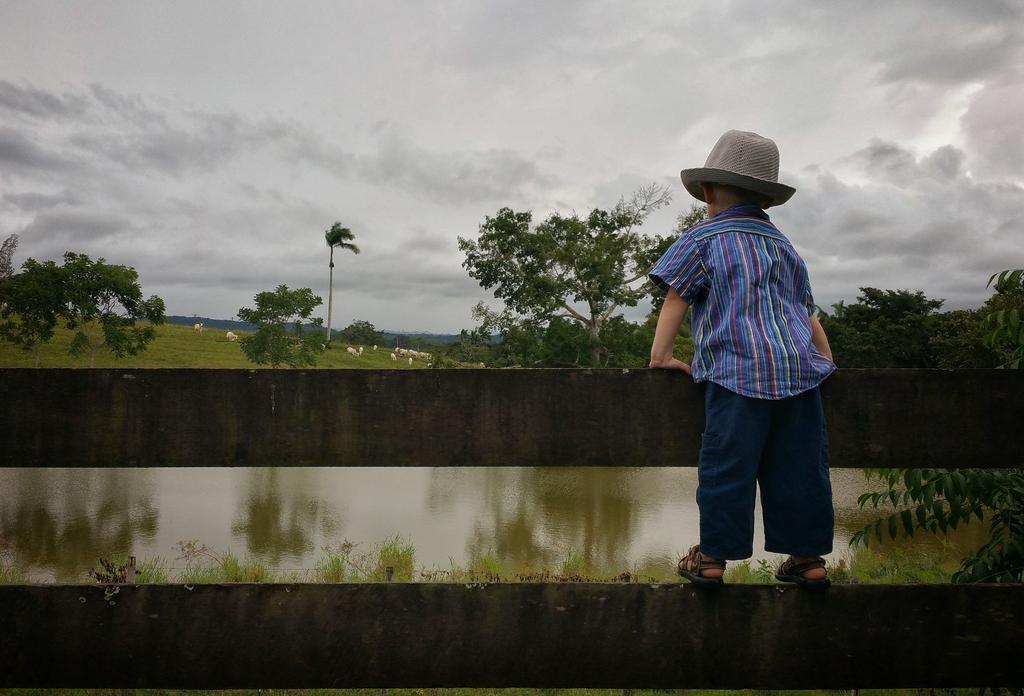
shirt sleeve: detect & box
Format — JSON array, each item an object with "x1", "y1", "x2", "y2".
[
  {"x1": 804, "y1": 276, "x2": 817, "y2": 316},
  {"x1": 648, "y1": 232, "x2": 709, "y2": 303}
]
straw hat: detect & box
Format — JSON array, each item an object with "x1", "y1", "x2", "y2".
[{"x1": 680, "y1": 130, "x2": 796, "y2": 207}]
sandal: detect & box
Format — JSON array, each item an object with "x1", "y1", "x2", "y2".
[
  {"x1": 775, "y1": 556, "x2": 831, "y2": 588},
  {"x1": 677, "y1": 545, "x2": 725, "y2": 587}
]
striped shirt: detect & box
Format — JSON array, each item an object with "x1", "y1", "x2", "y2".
[{"x1": 649, "y1": 204, "x2": 835, "y2": 399}]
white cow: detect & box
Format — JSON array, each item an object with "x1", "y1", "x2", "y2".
[
  {"x1": 194, "y1": 323, "x2": 204, "y2": 333},
  {"x1": 225, "y1": 331, "x2": 238, "y2": 342},
  {"x1": 372, "y1": 345, "x2": 377, "y2": 351},
  {"x1": 408, "y1": 357, "x2": 413, "y2": 366},
  {"x1": 358, "y1": 346, "x2": 364, "y2": 355},
  {"x1": 347, "y1": 346, "x2": 359, "y2": 357},
  {"x1": 390, "y1": 352, "x2": 397, "y2": 361}
]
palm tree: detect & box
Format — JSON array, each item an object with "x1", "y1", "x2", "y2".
[{"x1": 324, "y1": 223, "x2": 360, "y2": 342}]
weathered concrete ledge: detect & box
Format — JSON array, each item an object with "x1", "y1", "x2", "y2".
[
  {"x1": 1, "y1": 368, "x2": 1021, "y2": 468},
  {"x1": 1, "y1": 582, "x2": 1021, "y2": 689}
]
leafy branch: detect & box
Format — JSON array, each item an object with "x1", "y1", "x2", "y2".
[{"x1": 984, "y1": 269, "x2": 1024, "y2": 368}]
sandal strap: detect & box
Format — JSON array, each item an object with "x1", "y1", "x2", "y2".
[
  {"x1": 781, "y1": 556, "x2": 826, "y2": 576},
  {"x1": 679, "y1": 545, "x2": 726, "y2": 574}
]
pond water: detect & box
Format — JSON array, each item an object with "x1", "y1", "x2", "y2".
[{"x1": 0, "y1": 467, "x2": 945, "y2": 580}]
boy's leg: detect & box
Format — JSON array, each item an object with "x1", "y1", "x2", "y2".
[
  {"x1": 696, "y1": 382, "x2": 771, "y2": 561},
  {"x1": 758, "y1": 386, "x2": 834, "y2": 557}
]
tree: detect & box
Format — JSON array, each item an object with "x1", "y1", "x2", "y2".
[
  {"x1": 983, "y1": 269, "x2": 1024, "y2": 368},
  {"x1": 0, "y1": 258, "x2": 64, "y2": 367},
  {"x1": 324, "y1": 223, "x2": 360, "y2": 343},
  {"x1": 237, "y1": 285, "x2": 325, "y2": 368},
  {"x1": 60, "y1": 252, "x2": 166, "y2": 367},
  {"x1": 853, "y1": 270, "x2": 1024, "y2": 584},
  {"x1": 0, "y1": 233, "x2": 18, "y2": 280},
  {"x1": 431, "y1": 326, "x2": 495, "y2": 367},
  {"x1": 854, "y1": 467, "x2": 1024, "y2": 583},
  {"x1": 819, "y1": 288, "x2": 945, "y2": 367},
  {"x1": 927, "y1": 309, "x2": 998, "y2": 369},
  {"x1": 458, "y1": 184, "x2": 678, "y2": 366},
  {"x1": 1, "y1": 251, "x2": 165, "y2": 367},
  {"x1": 337, "y1": 319, "x2": 384, "y2": 346}
]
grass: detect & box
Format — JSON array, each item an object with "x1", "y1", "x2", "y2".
[
  {"x1": 845, "y1": 544, "x2": 961, "y2": 584},
  {"x1": 312, "y1": 555, "x2": 348, "y2": 583},
  {"x1": 0, "y1": 321, "x2": 437, "y2": 369},
  {"x1": 723, "y1": 558, "x2": 778, "y2": 584},
  {"x1": 559, "y1": 549, "x2": 588, "y2": 578},
  {"x1": 0, "y1": 556, "x2": 26, "y2": 584},
  {"x1": 722, "y1": 543, "x2": 963, "y2": 586},
  {"x1": 175, "y1": 552, "x2": 273, "y2": 584},
  {"x1": 371, "y1": 535, "x2": 416, "y2": 581},
  {"x1": 4, "y1": 537, "x2": 963, "y2": 586},
  {"x1": 134, "y1": 556, "x2": 171, "y2": 584},
  {"x1": 469, "y1": 552, "x2": 504, "y2": 581}
]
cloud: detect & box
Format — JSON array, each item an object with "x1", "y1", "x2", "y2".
[
  {"x1": 2, "y1": 190, "x2": 82, "y2": 211},
  {"x1": 874, "y1": 24, "x2": 1022, "y2": 85},
  {"x1": 402, "y1": 227, "x2": 455, "y2": 254},
  {"x1": 2, "y1": 1, "x2": 1022, "y2": 330},
  {"x1": 1, "y1": 82, "x2": 318, "y2": 178},
  {"x1": 2, "y1": 81, "x2": 553, "y2": 206},
  {"x1": 87, "y1": 83, "x2": 168, "y2": 128},
  {"x1": 65, "y1": 110, "x2": 290, "y2": 178},
  {"x1": 843, "y1": 140, "x2": 920, "y2": 185},
  {"x1": 0, "y1": 127, "x2": 73, "y2": 173},
  {"x1": 774, "y1": 140, "x2": 1024, "y2": 310},
  {"x1": 920, "y1": 145, "x2": 966, "y2": 182},
  {"x1": 437, "y1": 0, "x2": 588, "y2": 71},
  {"x1": 0, "y1": 80, "x2": 90, "y2": 121},
  {"x1": 354, "y1": 126, "x2": 554, "y2": 205},
  {"x1": 960, "y1": 74, "x2": 1024, "y2": 180},
  {"x1": 842, "y1": 139, "x2": 970, "y2": 187},
  {"x1": 18, "y1": 208, "x2": 133, "y2": 260}
]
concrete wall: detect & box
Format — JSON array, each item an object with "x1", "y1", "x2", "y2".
[
  {"x1": 2, "y1": 583, "x2": 1022, "y2": 688},
  {"x1": 1, "y1": 368, "x2": 1021, "y2": 468}
]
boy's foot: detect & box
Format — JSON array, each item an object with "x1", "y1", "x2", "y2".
[
  {"x1": 775, "y1": 555, "x2": 830, "y2": 588},
  {"x1": 677, "y1": 545, "x2": 725, "y2": 586}
]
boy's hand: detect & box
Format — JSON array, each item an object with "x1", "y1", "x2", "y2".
[{"x1": 649, "y1": 356, "x2": 691, "y2": 374}]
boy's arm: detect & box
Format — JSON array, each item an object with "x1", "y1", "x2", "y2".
[
  {"x1": 649, "y1": 289, "x2": 691, "y2": 373},
  {"x1": 809, "y1": 314, "x2": 834, "y2": 362}
]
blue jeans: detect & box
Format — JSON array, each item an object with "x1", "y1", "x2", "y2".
[{"x1": 697, "y1": 381, "x2": 834, "y2": 560}]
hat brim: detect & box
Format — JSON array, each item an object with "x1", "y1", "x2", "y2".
[{"x1": 680, "y1": 167, "x2": 796, "y2": 208}]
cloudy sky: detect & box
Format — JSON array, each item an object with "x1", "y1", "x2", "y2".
[{"x1": 1, "y1": 1, "x2": 1022, "y2": 332}]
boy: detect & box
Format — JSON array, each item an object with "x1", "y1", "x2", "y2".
[{"x1": 648, "y1": 130, "x2": 836, "y2": 587}]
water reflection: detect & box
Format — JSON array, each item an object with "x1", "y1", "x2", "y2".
[
  {"x1": 0, "y1": 469, "x2": 157, "y2": 580},
  {"x1": 230, "y1": 468, "x2": 341, "y2": 564},
  {"x1": 428, "y1": 468, "x2": 688, "y2": 570},
  {"x1": 0, "y1": 466, "x2": 984, "y2": 580}
]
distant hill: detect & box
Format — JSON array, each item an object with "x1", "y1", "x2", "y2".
[
  {"x1": 166, "y1": 316, "x2": 477, "y2": 347},
  {"x1": 168, "y1": 316, "x2": 257, "y2": 332},
  {"x1": 378, "y1": 331, "x2": 472, "y2": 347}
]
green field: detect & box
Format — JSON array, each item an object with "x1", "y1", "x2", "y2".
[{"x1": 0, "y1": 322, "x2": 434, "y2": 369}]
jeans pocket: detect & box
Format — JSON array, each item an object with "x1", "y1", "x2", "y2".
[
  {"x1": 700, "y1": 430, "x2": 720, "y2": 449},
  {"x1": 698, "y1": 430, "x2": 721, "y2": 478},
  {"x1": 696, "y1": 429, "x2": 720, "y2": 462}
]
